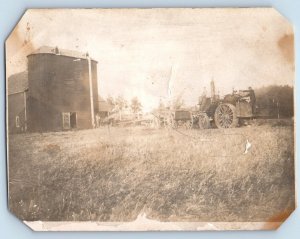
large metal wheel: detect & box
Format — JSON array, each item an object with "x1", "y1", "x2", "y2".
[
  {"x1": 165, "y1": 113, "x2": 175, "y2": 129},
  {"x1": 198, "y1": 113, "x2": 210, "y2": 129},
  {"x1": 214, "y1": 103, "x2": 238, "y2": 128},
  {"x1": 184, "y1": 119, "x2": 193, "y2": 129}
]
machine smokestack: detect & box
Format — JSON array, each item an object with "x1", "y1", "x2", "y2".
[{"x1": 210, "y1": 79, "x2": 216, "y2": 103}]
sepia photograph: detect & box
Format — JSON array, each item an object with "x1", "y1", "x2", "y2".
[{"x1": 6, "y1": 8, "x2": 295, "y2": 231}]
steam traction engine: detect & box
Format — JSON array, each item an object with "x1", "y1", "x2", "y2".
[{"x1": 196, "y1": 81, "x2": 256, "y2": 129}]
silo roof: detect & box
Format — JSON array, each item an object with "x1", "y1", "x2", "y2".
[{"x1": 27, "y1": 46, "x2": 97, "y2": 62}]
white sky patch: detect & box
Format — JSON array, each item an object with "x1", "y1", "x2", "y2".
[{"x1": 6, "y1": 8, "x2": 294, "y2": 112}]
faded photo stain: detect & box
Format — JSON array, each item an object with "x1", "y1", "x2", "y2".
[
  {"x1": 6, "y1": 23, "x2": 33, "y2": 57},
  {"x1": 278, "y1": 34, "x2": 294, "y2": 65},
  {"x1": 263, "y1": 208, "x2": 294, "y2": 230},
  {"x1": 6, "y1": 19, "x2": 36, "y2": 78}
]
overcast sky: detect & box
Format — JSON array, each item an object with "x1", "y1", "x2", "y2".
[{"x1": 6, "y1": 8, "x2": 294, "y2": 111}]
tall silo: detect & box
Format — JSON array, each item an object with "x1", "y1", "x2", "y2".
[{"x1": 27, "y1": 46, "x2": 98, "y2": 132}]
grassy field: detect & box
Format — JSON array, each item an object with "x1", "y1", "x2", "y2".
[{"x1": 8, "y1": 120, "x2": 295, "y2": 222}]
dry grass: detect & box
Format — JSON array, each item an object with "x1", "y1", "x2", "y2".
[{"x1": 8, "y1": 121, "x2": 295, "y2": 222}]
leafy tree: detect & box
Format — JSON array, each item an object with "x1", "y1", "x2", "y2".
[
  {"x1": 115, "y1": 95, "x2": 128, "y2": 120},
  {"x1": 255, "y1": 85, "x2": 293, "y2": 118},
  {"x1": 172, "y1": 96, "x2": 184, "y2": 110},
  {"x1": 115, "y1": 95, "x2": 127, "y2": 110},
  {"x1": 106, "y1": 95, "x2": 115, "y2": 107},
  {"x1": 131, "y1": 97, "x2": 142, "y2": 118}
]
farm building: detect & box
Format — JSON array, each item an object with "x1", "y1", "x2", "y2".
[
  {"x1": 7, "y1": 71, "x2": 28, "y2": 134},
  {"x1": 7, "y1": 46, "x2": 99, "y2": 133},
  {"x1": 98, "y1": 97, "x2": 114, "y2": 118}
]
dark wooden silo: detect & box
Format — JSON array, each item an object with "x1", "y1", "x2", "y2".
[{"x1": 27, "y1": 46, "x2": 99, "y2": 132}]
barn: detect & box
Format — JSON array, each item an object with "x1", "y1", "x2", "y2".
[{"x1": 7, "y1": 71, "x2": 28, "y2": 134}]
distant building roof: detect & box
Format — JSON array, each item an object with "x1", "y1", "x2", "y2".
[
  {"x1": 7, "y1": 71, "x2": 28, "y2": 95},
  {"x1": 98, "y1": 99, "x2": 114, "y2": 112},
  {"x1": 27, "y1": 46, "x2": 97, "y2": 62}
]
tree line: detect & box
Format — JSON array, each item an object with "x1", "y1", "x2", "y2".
[
  {"x1": 106, "y1": 95, "x2": 142, "y2": 119},
  {"x1": 104, "y1": 85, "x2": 293, "y2": 119},
  {"x1": 255, "y1": 85, "x2": 294, "y2": 118}
]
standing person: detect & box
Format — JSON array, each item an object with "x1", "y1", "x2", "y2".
[
  {"x1": 247, "y1": 87, "x2": 256, "y2": 115},
  {"x1": 95, "y1": 113, "x2": 101, "y2": 128}
]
